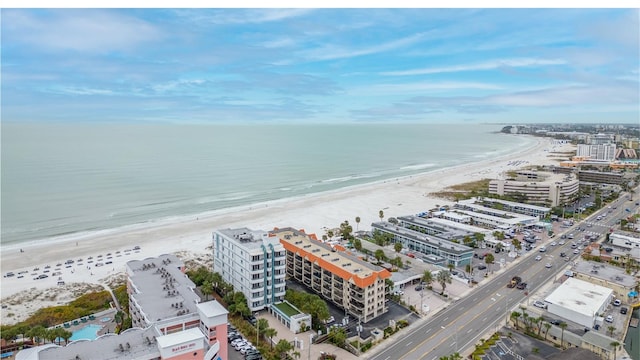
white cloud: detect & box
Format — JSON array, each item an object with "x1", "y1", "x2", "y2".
[
  {"x1": 301, "y1": 32, "x2": 429, "y2": 61},
  {"x1": 4, "y1": 10, "x2": 162, "y2": 53},
  {"x1": 260, "y1": 37, "x2": 296, "y2": 49},
  {"x1": 381, "y1": 58, "x2": 567, "y2": 76},
  {"x1": 350, "y1": 81, "x2": 502, "y2": 95},
  {"x1": 185, "y1": 9, "x2": 314, "y2": 25}
]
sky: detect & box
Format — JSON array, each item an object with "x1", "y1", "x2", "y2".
[{"x1": 2, "y1": 8, "x2": 639, "y2": 124}]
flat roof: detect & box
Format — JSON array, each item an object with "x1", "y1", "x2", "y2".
[
  {"x1": 127, "y1": 254, "x2": 200, "y2": 323},
  {"x1": 461, "y1": 197, "x2": 550, "y2": 212},
  {"x1": 372, "y1": 222, "x2": 473, "y2": 254},
  {"x1": 215, "y1": 227, "x2": 279, "y2": 251},
  {"x1": 397, "y1": 215, "x2": 474, "y2": 240},
  {"x1": 156, "y1": 327, "x2": 204, "y2": 348},
  {"x1": 573, "y1": 261, "x2": 636, "y2": 288},
  {"x1": 272, "y1": 227, "x2": 390, "y2": 288},
  {"x1": 419, "y1": 217, "x2": 492, "y2": 235},
  {"x1": 544, "y1": 277, "x2": 612, "y2": 317},
  {"x1": 450, "y1": 209, "x2": 537, "y2": 226},
  {"x1": 196, "y1": 300, "x2": 228, "y2": 319}
]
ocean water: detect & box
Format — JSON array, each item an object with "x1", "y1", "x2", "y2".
[{"x1": 1, "y1": 122, "x2": 534, "y2": 246}]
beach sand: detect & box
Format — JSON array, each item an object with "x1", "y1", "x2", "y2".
[{"x1": 0, "y1": 136, "x2": 575, "y2": 325}]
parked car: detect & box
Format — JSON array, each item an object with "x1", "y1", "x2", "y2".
[
  {"x1": 533, "y1": 300, "x2": 547, "y2": 309},
  {"x1": 620, "y1": 307, "x2": 628, "y2": 314},
  {"x1": 550, "y1": 319, "x2": 562, "y2": 325},
  {"x1": 476, "y1": 264, "x2": 487, "y2": 270},
  {"x1": 613, "y1": 299, "x2": 622, "y2": 306},
  {"x1": 605, "y1": 315, "x2": 614, "y2": 323}
]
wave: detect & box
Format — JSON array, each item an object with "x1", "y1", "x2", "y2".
[
  {"x1": 195, "y1": 192, "x2": 254, "y2": 205},
  {"x1": 399, "y1": 163, "x2": 436, "y2": 171}
]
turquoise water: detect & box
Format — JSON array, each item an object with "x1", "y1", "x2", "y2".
[
  {"x1": 68, "y1": 324, "x2": 102, "y2": 341},
  {"x1": 1, "y1": 122, "x2": 534, "y2": 246}
]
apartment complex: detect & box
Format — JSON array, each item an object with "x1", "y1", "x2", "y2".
[
  {"x1": 577, "y1": 170, "x2": 624, "y2": 185},
  {"x1": 212, "y1": 228, "x2": 286, "y2": 312},
  {"x1": 17, "y1": 254, "x2": 228, "y2": 360},
  {"x1": 489, "y1": 171, "x2": 579, "y2": 206},
  {"x1": 273, "y1": 227, "x2": 390, "y2": 323},
  {"x1": 371, "y1": 221, "x2": 474, "y2": 267},
  {"x1": 460, "y1": 198, "x2": 551, "y2": 218},
  {"x1": 576, "y1": 144, "x2": 617, "y2": 161}
]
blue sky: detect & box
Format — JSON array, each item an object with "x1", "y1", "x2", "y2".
[{"x1": 2, "y1": 8, "x2": 639, "y2": 123}]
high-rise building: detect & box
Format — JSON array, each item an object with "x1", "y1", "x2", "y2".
[
  {"x1": 576, "y1": 144, "x2": 616, "y2": 161},
  {"x1": 213, "y1": 228, "x2": 286, "y2": 312}
]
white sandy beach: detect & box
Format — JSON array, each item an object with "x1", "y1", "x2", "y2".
[{"x1": 0, "y1": 136, "x2": 575, "y2": 325}]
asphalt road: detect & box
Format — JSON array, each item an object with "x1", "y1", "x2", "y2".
[{"x1": 368, "y1": 188, "x2": 640, "y2": 360}]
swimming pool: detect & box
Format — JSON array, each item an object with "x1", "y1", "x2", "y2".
[{"x1": 70, "y1": 324, "x2": 102, "y2": 341}]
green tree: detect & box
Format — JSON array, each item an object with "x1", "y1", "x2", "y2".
[
  {"x1": 422, "y1": 270, "x2": 433, "y2": 288},
  {"x1": 510, "y1": 312, "x2": 521, "y2": 329},
  {"x1": 610, "y1": 341, "x2": 621, "y2": 360},
  {"x1": 328, "y1": 326, "x2": 347, "y2": 347},
  {"x1": 379, "y1": 210, "x2": 384, "y2": 222},
  {"x1": 340, "y1": 220, "x2": 354, "y2": 241},
  {"x1": 607, "y1": 325, "x2": 616, "y2": 337},
  {"x1": 374, "y1": 249, "x2": 386, "y2": 263},
  {"x1": 264, "y1": 327, "x2": 277, "y2": 348},
  {"x1": 465, "y1": 264, "x2": 472, "y2": 278},
  {"x1": 559, "y1": 322, "x2": 568, "y2": 349},
  {"x1": 474, "y1": 232, "x2": 486, "y2": 246},
  {"x1": 512, "y1": 238, "x2": 522, "y2": 251},
  {"x1": 394, "y1": 242, "x2": 403, "y2": 253},
  {"x1": 201, "y1": 280, "x2": 214, "y2": 301},
  {"x1": 543, "y1": 322, "x2": 551, "y2": 340},
  {"x1": 485, "y1": 254, "x2": 495, "y2": 272},
  {"x1": 492, "y1": 231, "x2": 505, "y2": 240},
  {"x1": 355, "y1": 216, "x2": 361, "y2": 231},
  {"x1": 327, "y1": 229, "x2": 334, "y2": 240},
  {"x1": 275, "y1": 339, "x2": 293, "y2": 359},
  {"x1": 495, "y1": 243, "x2": 504, "y2": 253},
  {"x1": 353, "y1": 238, "x2": 362, "y2": 252},
  {"x1": 436, "y1": 271, "x2": 452, "y2": 295}
]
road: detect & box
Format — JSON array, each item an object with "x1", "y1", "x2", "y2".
[{"x1": 369, "y1": 187, "x2": 640, "y2": 360}]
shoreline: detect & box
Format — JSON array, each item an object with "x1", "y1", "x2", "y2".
[
  {"x1": 0, "y1": 133, "x2": 537, "y2": 254},
  {"x1": 0, "y1": 135, "x2": 575, "y2": 325}
]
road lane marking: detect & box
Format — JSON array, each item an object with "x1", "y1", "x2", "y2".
[{"x1": 406, "y1": 341, "x2": 413, "y2": 346}]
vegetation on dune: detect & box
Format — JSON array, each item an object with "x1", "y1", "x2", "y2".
[{"x1": 430, "y1": 179, "x2": 491, "y2": 201}]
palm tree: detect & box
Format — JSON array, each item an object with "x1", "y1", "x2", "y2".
[
  {"x1": 264, "y1": 327, "x2": 277, "y2": 348},
  {"x1": 394, "y1": 242, "x2": 402, "y2": 253},
  {"x1": 510, "y1": 312, "x2": 521, "y2": 329},
  {"x1": 275, "y1": 339, "x2": 293, "y2": 359},
  {"x1": 211, "y1": 272, "x2": 223, "y2": 295},
  {"x1": 374, "y1": 249, "x2": 386, "y2": 263},
  {"x1": 485, "y1": 254, "x2": 495, "y2": 273},
  {"x1": 327, "y1": 229, "x2": 334, "y2": 240},
  {"x1": 379, "y1": 210, "x2": 384, "y2": 222},
  {"x1": 355, "y1": 216, "x2": 361, "y2": 231},
  {"x1": 422, "y1": 270, "x2": 433, "y2": 289},
  {"x1": 201, "y1": 280, "x2": 213, "y2": 301},
  {"x1": 607, "y1": 325, "x2": 616, "y2": 337},
  {"x1": 465, "y1": 264, "x2": 472, "y2": 278},
  {"x1": 257, "y1": 318, "x2": 269, "y2": 342},
  {"x1": 610, "y1": 341, "x2": 621, "y2": 360},
  {"x1": 559, "y1": 322, "x2": 568, "y2": 349},
  {"x1": 543, "y1": 323, "x2": 551, "y2": 340},
  {"x1": 436, "y1": 270, "x2": 452, "y2": 295}
]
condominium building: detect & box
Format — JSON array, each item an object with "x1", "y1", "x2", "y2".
[
  {"x1": 577, "y1": 170, "x2": 624, "y2": 185},
  {"x1": 273, "y1": 227, "x2": 390, "y2": 323},
  {"x1": 17, "y1": 254, "x2": 228, "y2": 360},
  {"x1": 213, "y1": 228, "x2": 286, "y2": 312},
  {"x1": 576, "y1": 144, "x2": 616, "y2": 161},
  {"x1": 459, "y1": 198, "x2": 551, "y2": 218},
  {"x1": 371, "y1": 222, "x2": 474, "y2": 267},
  {"x1": 489, "y1": 171, "x2": 579, "y2": 207}
]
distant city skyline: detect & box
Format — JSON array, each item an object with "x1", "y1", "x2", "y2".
[{"x1": 2, "y1": 8, "x2": 639, "y2": 124}]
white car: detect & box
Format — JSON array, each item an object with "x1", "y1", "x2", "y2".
[
  {"x1": 545, "y1": 263, "x2": 552, "y2": 268},
  {"x1": 550, "y1": 242, "x2": 557, "y2": 246},
  {"x1": 535, "y1": 255, "x2": 542, "y2": 261},
  {"x1": 558, "y1": 240, "x2": 565, "y2": 245},
  {"x1": 573, "y1": 249, "x2": 580, "y2": 254},
  {"x1": 605, "y1": 315, "x2": 614, "y2": 323},
  {"x1": 533, "y1": 300, "x2": 547, "y2": 309}
]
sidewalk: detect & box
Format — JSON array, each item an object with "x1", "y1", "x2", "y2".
[{"x1": 256, "y1": 311, "x2": 359, "y2": 360}]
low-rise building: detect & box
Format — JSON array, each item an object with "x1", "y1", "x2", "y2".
[
  {"x1": 544, "y1": 277, "x2": 613, "y2": 329},
  {"x1": 371, "y1": 222, "x2": 474, "y2": 267},
  {"x1": 459, "y1": 197, "x2": 551, "y2": 218},
  {"x1": 572, "y1": 261, "x2": 637, "y2": 304}
]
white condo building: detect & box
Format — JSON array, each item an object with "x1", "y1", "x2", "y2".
[
  {"x1": 576, "y1": 144, "x2": 616, "y2": 161},
  {"x1": 489, "y1": 171, "x2": 579, "y2": 207},
  {"x1": 213, "y1": 228, "x2": 286, "y2": 312}
]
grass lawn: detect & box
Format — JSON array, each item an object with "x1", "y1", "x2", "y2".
[{"x1": 273, "y1": 301, "x2": 300, "y2": 317}]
